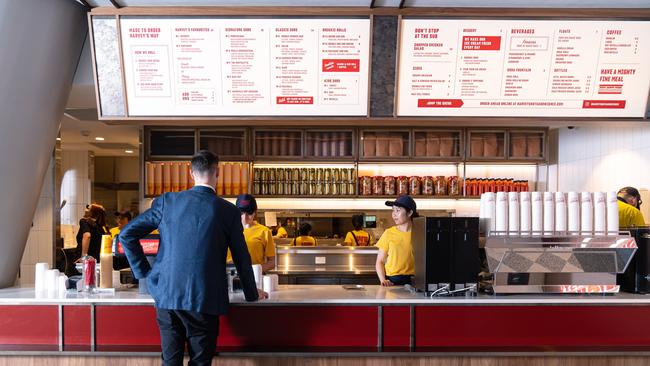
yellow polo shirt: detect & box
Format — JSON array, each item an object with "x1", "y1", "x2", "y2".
[
  {"x1": 276, "y1": 226, "x2": 288, "y2": 238},
  {"x1": 293, "y1": 236, "x2": 316, "y2": 246},
  {"x1": 109, "y1": 227, "x2": 120, "y2": 238},
  {"x1": 344, "y1": 230, "x2": 371, "y2": 246},
  {"x1": 228, "y1": 223, "x2": 275, "y2": 265},
  {"x1": 618, "y1": 200, "x2": 646, "y2": 228},
  {"x1": 376, "y1": 226, "x2": 414, "y2": 276}
]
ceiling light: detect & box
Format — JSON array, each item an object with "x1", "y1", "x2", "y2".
[
  {"x1": 125, "y1": 150, "x2": 134, "y2": 154},
  {"x1": 95, "y1": 137, "x2": 105, "y2": 141}
]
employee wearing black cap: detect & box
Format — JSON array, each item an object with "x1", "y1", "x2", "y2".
[
  {"x1": 375, "y1": 195, "x2": 417, "y2": 286},
  {"x1": 109, "y1": 210, "x2": 132, "y2": 239},
  {"x1": 233, "y1": 194, "x2": 276, "y2": 272},
  {"x1": 617, "y1": 187, "x2": 646, "y2": 228}
]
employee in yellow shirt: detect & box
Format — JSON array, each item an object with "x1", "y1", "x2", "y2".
[
  {"x1": 344, "y1": 215, "x2": 372, "y2": 246},
  {"x1": 292, "y1": 222, "x2": 316, "y2": 246},
  {"x1": 274, "y1": 221, "x2": 289, "y2": 238},
  {"x1": 617, "y1": 187, "x2": 646, "y2": 228},
  {"x1": 109, "y1": 210, "x2": 132, "y2": 238},
  {"x1": 234, "y1": 194, "x2": 276, "y2": 272},
  {"x1": 375, "y1": 195, "x2": 417, "y2": 286}
]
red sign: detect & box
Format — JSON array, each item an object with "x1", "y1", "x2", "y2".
[
  {"x1": 582, "y1": 100, "x2": 626, "y2": 109},
  {"x1": 462, "y1": 36, "x2": 501, "y2": 51},
  {"x1": 418, "y1": 99, "x2": 464, "y2": 108},
  {"x1": 276, "y1": 96, "x2": 314, "y2": 105},
  {"x1": 322, "y1": 59, "x2": 360, "y2": 72},
  {"x1": 116, "y1": 239, "x2": 159, "y2": 255}
]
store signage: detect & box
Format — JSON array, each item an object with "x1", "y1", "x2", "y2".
[
  {"x1": 119, "y1": 18, "x2": 370, "y2": 116},
  {"x1": 397, "y1": 20, "x2": 650, "y2": 117}
]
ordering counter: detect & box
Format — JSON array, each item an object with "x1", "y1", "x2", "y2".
[{"x1": 2, "y1": 285, "x2": 650, "y2": 357}]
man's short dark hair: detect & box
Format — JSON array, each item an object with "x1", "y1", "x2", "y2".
[
  {"x1": 191, "y1": 150, "x2": 219, "y2": 176},
  {"x1": 299, "y1": 222, "x2": 312, "y2": 236},
  {"x1": 352, "y1": 215, "x2": 364, "y2": 230}
]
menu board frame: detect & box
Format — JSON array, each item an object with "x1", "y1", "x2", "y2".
[
  {"x1": 88, "y1": 7, "x2": 650, "y2": 123},
  {"x1": 90, "y1": 13, "x2": 373, "y2": 119},
  {"x1": 395, "y1": 17, "x2": 650, "y2": 118}
]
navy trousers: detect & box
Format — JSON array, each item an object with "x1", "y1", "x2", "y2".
[{"x1": 156, "y1": 308, "x2": 220, "y2": 366}]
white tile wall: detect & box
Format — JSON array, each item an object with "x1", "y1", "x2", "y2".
[{"x1": 557, "y1": 126, "x2": 650, "y2": 193}]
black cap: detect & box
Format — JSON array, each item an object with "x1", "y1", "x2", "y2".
[
  {"x1": 619, "y1": 187, "x2": 641, "y2": 199},
  {"x1": 236, "y1": 194, "x2": 257, "y2": 214},
  {"x1": 385, "y1": 195, "x2": 418, "y2": 217},
  {"x1": 114, "y1": 210, "x2": 132, "y2": 221}
]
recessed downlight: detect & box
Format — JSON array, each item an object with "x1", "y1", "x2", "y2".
[{"x1": 95, "y1": 137, "x2": 105, "y2": 141}]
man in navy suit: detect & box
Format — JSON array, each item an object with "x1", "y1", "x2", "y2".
[{"x1": 119, "y1": 150, "x2": 266, "y2": 366}]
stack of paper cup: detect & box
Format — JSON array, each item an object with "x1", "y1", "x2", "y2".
[
  {"x1": 252, "y1": 264, "x2": 263, "y2": 288},
  {"x1": 594, "y1": 192, "x2": 607, "y2": 234},
  {"x1": 34, "y1": 262, "x2": 49, "y2": 293},
  {"x1": 543, "y1": 192, "x2": 555, "y2": 235},
  {"x1": 58, "y1": 274, "x2": 68, "y2": 296},
  {"x1": 567, "y1": 192, "x2": 581, "y2": 234},
  {"x1": 580, "y1": 192, "x2": 594, "y2": 234},
  {"x1": 495, "y1": 192, "x2": 508, "y2": 235},
  {"x1": 508, "y1": 192, "x2": 520, "y2": 235},
  {"x1": 606, "y1": 191, "x2": 619, "y2": 234},
  {"x1": 531, "y1": 192, "x2": 543, "y2": 236},
  {"x1": 520, "y1": 192, "x2": 532, "y2": 235},
  {"x1": 46, "y1": 269, "x2": 60, "y2": 295},
  {"x1": 262, "y1": 274, "x2": 279, "y2": 293},
  {"x1": 555, "y1": 192, "x2": 567, "y2": 233}
]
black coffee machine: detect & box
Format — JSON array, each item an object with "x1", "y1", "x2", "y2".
[
  {"x1": 412, "y1": 217, "x2": 479, "y2": 295},
  {"x1": 618, "y1": 228, "x2": 650, "y2": 293}
]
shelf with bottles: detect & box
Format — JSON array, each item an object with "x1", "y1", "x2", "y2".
[
  {"x1": 251, "y1": 163, "x2": 357, "y2": 197},
  {"x1": 145, "y1": 161, "x2": 250, "y2": 198}
]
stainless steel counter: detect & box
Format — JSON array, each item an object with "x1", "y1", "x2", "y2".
[{"x1": 1, "y1": 285, "x2": 650, "y2": 305}]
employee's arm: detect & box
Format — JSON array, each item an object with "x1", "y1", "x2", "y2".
[
  {"x1": 119, "y1": 196, "x2": 164, "y2": 279},
  {"x1": 262, "y1": 257, "x2": 275, "y2": 272},
  {"x1": 375, "y1": 249, "x2": 392, "y2": 286},
  {"x1": 81, "y1": 232, "x2": 91, "y2": 257},
  {"x1": 227, "y1": 212, "x2": 264, "y2": 301}
]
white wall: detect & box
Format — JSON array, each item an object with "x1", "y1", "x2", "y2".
[{"x1": 557, "y1": 126, "x2": 650, "y2": 193}]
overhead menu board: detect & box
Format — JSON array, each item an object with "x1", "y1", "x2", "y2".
[
  {"x1": 397, "y1": 20, "x2": 650, "y2": 117},
  {"x1": 119, "y1": 18, "x2": 370, "y2": 116}
]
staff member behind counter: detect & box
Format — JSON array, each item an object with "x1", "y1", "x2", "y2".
[
  {"x1": 375, "y1": 195, "x2": 417, "y2": 286},
  {"x1": 292, "y1": 223, "x2": 317, "y2": 246},
  {"x1": 344, "y1": 215, "x2": 372, "y2": 246},
  {"x1": 227, "y1": 194, "x2": 276, "y2": 272},
  {"x1": 617, "y1": 186, "x2": 646, "y2": 228}
]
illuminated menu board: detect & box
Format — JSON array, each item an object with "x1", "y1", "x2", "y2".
[
  {"x1": 120, "y1": 18, "x2": 370, "y2": 116},
  {"x1": 397, "y1": 19, "x2": 650, "y2": 117}
]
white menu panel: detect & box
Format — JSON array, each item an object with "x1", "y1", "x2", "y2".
[
  {"x1": 397, "y1": 20, "x2": 650, "y2": 117},
  {"x1": 120, "y1": 18, "x2": 370, "y2": 116}
]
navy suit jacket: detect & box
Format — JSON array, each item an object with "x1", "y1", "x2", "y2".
[{"x1": 119, "y1": 185, "x2": 258, "y2": 315}]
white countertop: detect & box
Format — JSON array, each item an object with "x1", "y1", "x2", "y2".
[{"x1": 2, "y1": 285, "x2": 650, "y2": 305}]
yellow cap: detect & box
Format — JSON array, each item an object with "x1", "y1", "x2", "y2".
[{"x1": 101, "y1": 235, "x2": 113, "y2": 255}]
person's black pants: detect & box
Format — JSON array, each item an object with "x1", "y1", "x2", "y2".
[
  {"x1": 156, "y1": 308, "x2": 220, "y2": 366},
  {"x1": 387, "y1": 275, "x2": 412, "y2": 286}
]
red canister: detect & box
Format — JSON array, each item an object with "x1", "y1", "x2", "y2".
[
  {"x1": 360, "y1": 176, "x2": 373, "y2": 196},
  {"x1": 409, "y1": 176, "x2": 421, "y2": 195},
  {"x1": 373, "y1": 176, "x2": 384, "y2": 195},
  {"x1": 397, "y1": 176, "x2": 409, "y2": 196},
  {"x1": 422, "y1": 176, "x2": 434, "y2": 195},
  {"x1": 383, "y1": 176, "x2": 396, "y2": 196}
]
